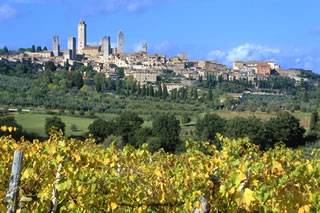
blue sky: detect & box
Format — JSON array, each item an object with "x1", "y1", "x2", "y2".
[{"x1": 1, "y1": 0, "x2": 320, "y2": 72}]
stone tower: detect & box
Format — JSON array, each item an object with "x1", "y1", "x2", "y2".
[
  {"x1": 78, "y1": 20, "x2": 87, "y2": 54},
  {"x1": 142, "y1": 43, "x2": 148, "y2": 54},
  {"x1": 52, "y1": 35, "x2": 60, "y2": 57},
  {"x1": 101, "y1": 36, "x2": 111, "y2": 58},
  {"x1": 68, "y1": 36, "x2": 76, "y2": 60},
  {"x1": 117, "y1": 31, "x2": 125, "y2": 54}
]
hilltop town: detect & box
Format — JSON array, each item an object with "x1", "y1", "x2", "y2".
[{"x1": 0, "y1": 20, "x2": 314, "y2": 92}]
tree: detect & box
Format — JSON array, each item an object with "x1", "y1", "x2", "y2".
[
  {"x1": 45, "y1": 116, "x2": 66, "y2": 135},
  {"x1": 142, "y1": 85, "x2": 146, "y2": 96},
  {"x1": 208, "y1": 88, "x2": 213, "y2": 101},
  {"x1": 196, "y1": 114, "x2": 225, "y2": 142},
  {"x1": 152, "y1": 114, "x2": 181, "y2": 152},
  {"x1": 193, "y1": 88, "x2": 198, "y2": 100},
  {"x1": 157, "y1": 84, "x2": 163, "y2": 97},
  {"x1": 309, "y1": 111, "x2": 319, "y2": 131},
  {"x1": 150, "y1": 85, "x2": 155, "y2": 97},
  {"x1": 43, "y1": 46, "x2": 48, "y2": 51},
  {"x1": 45, "y1": 61, "x2": 56, "y2": 72},
  {"x1": 132, "y1": 127, "x2": 153, "y2": 148},
  {"x1": 162, "y1": 85, "x2": 169, "y2": 99},
  {"x1": 88, "y1": 119, "x2": 114, "y2": 143},
  {"x1": 182, "y1": 113, "x2": 191, "y2": 125},
  {"x1": 94, "y1": 73, "x2": 105, "y2": 92},
  {"x1": 115, "y1": 112, "x2": 144, "y2": 146},
  {"x1": 72, "y1": 71, "x2": 84, "y2": 89},
  {"x1": 171, "y1": 89, "x2": 177, "y2": 100},
  {"x1": 224, "y1": 116, "x2": 267, "y2": 148},
  {"x1": 116, "y1": 67, "x2": 125, "y2": 78},
  {"x1": 265, "y1": 112, "x2": 306, "y2": 148},
  {"x1": 70, "y1": 124, "x2": 78, "y2": 132},
  {"x1": 137, "y1": 83, "x2": 141, "y2": 96}
]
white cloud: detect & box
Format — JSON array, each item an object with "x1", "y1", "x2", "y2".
[
  {"x1": 226, "y1": 43, "x2": 280, "y2": 61},
  {"x1": 208, "y1": 43, "x2": 280, "y2": 64},
  {"x1": 0, "y1": 4, "x2": 16, "y2": 21}
]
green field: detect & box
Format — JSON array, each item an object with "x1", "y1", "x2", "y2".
[
  {"x1": 15, "y1": 113, "x2": 95, "y2": 137},
  {"x1": 13, "y1": 110, "x2": 311, "y2": 138}
]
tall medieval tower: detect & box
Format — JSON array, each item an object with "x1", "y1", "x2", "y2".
[
  {"x1": 52, "y1": 35, "x2": 60, "y2": 57},
  {"x1": 117, "y1": 31, "x2": 125, "y2": 54},
  {"x1": 77, "y1": 20, "x2": 87, "y2": 54}
]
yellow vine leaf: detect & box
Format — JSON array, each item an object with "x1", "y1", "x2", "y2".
[
  {"x1": 73, "y1": 153, "x2": 81, "y2": 162},
  {"x1": 306, "y1": 164, "x2": 313, "y2": 173},
  {"x1": 0, "y1": 126, "x2": 7, "y2": 132},
  {"x1": 236, "y1": 171, "x2": 247, "y2": 185},
  {"x1": 298, "y1": 205, "x2": 311, "y2": 213},
  {"x1": 154, "y1": 167, "x2": 162, "y2": 177},
  {"x1": 272, "y1": 161, "x2": 284, "y2": 174},
  {"x1": 110, "y1": 202, "x2": 118, "y2": 210},
  {"x1": 56, "y1": 155, "x2": 64, "y2": 163},
  {"x1": 236, "y1": 188, "x2": 255, "y2": 210},
  {"x1": 48, "y1": 143, "x2": 57, "y2": 154},
  {"x1": 22, "y1": 168, "x2": 34, "y2": 179}
]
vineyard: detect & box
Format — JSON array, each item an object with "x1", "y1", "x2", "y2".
[{"x1": 0, "y1": 133, "x2": 320, "y2": 212}]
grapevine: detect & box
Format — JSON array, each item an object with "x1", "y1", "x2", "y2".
[{"x1": 0, "y1": 132, "x2": 319, "y2": 212}]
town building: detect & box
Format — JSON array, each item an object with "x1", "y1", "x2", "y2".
[
  {"x1": 233, "y1": 61, "x2": 279, "y2": 76},
  {"x1": 127, "y1": 70, "x2": 158, "y2": 83},
  {"x1": 24, "y1": 51, "x2": 53, "y2": 59},
  {"x1": 82, "y1": 46, "x2": 100, "y2": 58},
  {"x1": 198, "y1": 61, "x2": 227, "y2": 72}
]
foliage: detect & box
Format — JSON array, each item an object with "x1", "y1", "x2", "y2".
[
  {"x1": 0, "y1": 134, "x2": 319, "y2": 212},
  {"x1": 181, "y1": 113, "x2": 191, "y2": 124},
  {"x1": 196, "y1": 114, "x2": 225, "y2": 142},
  {"x1": 152, "y1": 114, "x2": 181, "y2": 152},
  {"x1": 310, "y1": 111, "x2": 319, "y2": 131},
  {"x1": 45, "y1": 116, "x2": 66, "y2": 135},
  {"x1": 88, "y1": 119, "x2": 114, "y2": 143},
  {"x1": 224, "y1": 116, "x2": 266, "y2": 144},
  {"x1": 265, "y1": 112, "x2": 306, "y2": 148},
  {"x1": 115, "y1": 112, "x2": 144, "y2": 146}
]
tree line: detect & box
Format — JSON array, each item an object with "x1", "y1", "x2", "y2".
[{"x1": 45, "y1": 111, "x2": 315, "y2": 152}]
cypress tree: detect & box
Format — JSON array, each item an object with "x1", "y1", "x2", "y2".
[
  {"x1": 163, "y1": 85, "x2": 169, "y2": 99},
  {"x1": 142, "y1": 85, "x2": 146, "y2": 96},
  {"x1": 208, "y1": 88, "x2": 213, "y2": 101},
  {"x1": 157, "y1": 84, "x2": 163, "y2": 97},
  {"x1": 137, "y1": 83, "x2": 141, "y2": 96},
  {"x1": 194, "y1": 88, "x2": 198, "y2": 100},
  {"x1": 150, "y1": 85, "x2": 155, "y2": 97}
]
